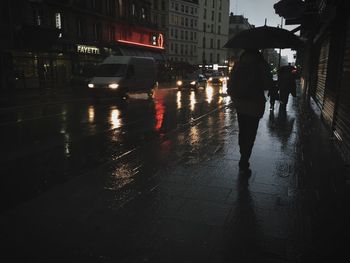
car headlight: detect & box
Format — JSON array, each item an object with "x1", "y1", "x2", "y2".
[
  {"x1": 88, "y1": 83, "x2": 94, "y2": 88},
  {"x1": 190, "y1": 81, "x2": 196, "y2": 85},
  {"x1": 209, "y1": 77, "x2": 213, "y2": 81},
  {"x1": 108, "y1": 83, "x2": 119, "y2": 89},
  {"x1": 177, "y1": 80, "x2": 183, "y2": 86}
]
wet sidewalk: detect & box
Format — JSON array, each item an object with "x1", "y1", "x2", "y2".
[{"x1": 0, "y1": 90, "x2": 349, "y2": 262}]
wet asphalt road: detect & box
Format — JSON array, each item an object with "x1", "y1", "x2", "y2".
[
  {"x1": 0, "y1": 84, "x2": 230, "y2": 212},
  {"x1": 0, "y1": 82, "x2": 349, "y2": 262}
]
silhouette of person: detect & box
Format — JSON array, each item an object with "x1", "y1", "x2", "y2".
[
  {"x1": 228, "y1": 49, "x2": 273, "y2": 173},
  {"x1": 268, "y1": 79, "x2": 279, "y2": 111},
  {"x1": 277, "y1": 63, "x2": 296, "y2": 110}
]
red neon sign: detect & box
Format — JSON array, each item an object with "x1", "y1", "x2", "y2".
[
  {"x1": 116, "y1": 24, "x2": 165, "y2": 50},
  {"x1": 157, "y1": 33, "x2": 164, "y2": 48},
  {"x1": 117, "y1": 40, "x2": 165, "y2": 49}
]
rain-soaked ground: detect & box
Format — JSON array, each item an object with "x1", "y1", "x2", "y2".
[{"x1": 0, "y1": 83, "x2": 349, "y2": 262}]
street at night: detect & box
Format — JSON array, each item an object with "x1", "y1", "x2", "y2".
[
  {"x1": 1, "y1": 0, "x2": 350, "y2": 262},
  {"x1": 0, "y1": 83, "x2": 349, "y2": 262},
  {"x1": 0, "y1": 85, "x2": 230, "y2": 212}
]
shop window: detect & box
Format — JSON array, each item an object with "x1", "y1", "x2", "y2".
[
  {"x1": 76, "y1": 19, "x2": 84, "y2": 38},
  {"x1": 118, "y1": 0, "x2": 123, "y2": 17},
  {"x1": 131, "y1": 4, "x2": 136, "y2": 16},
  {"x1": 106, "y1": 0, "x2": 116, "y2": 16},
  {"x1": 93, "y1": 23, "x2": 101, "y2": 41},
  {"x1": 33, "y1": 8, "x2": 43, "y2": 26},
  {"x1": 109, "y1": 25, "x2": 115, "y2": 41}
]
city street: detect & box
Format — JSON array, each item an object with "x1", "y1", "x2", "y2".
[
  {"x1": 0, "y1": 83, "x2": 349, "y2": 262},
  {"x1": 0, "y1": 84, "x2": 229, "y2": 212}
]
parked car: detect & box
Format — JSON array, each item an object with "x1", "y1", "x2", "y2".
[
  {"x1": 88, "y1": 56, "x2": 157, "y2": 99},
  {"x1": 176, "y1": 73, "x2": 207, "y2": 90},
  {"x1": 207, "y1": 71, "x2": 226, "y2": 86}
]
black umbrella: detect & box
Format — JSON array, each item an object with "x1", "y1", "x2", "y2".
[{"x1": 224, "y1": 25, "x2": 303, "y2": 49}]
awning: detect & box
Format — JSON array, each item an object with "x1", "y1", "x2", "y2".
[{"x1": 118, "y1": 46, "x2": 167, "y2": 61}]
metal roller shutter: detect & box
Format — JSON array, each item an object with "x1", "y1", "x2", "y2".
[
  {"x1": 314, "y1": 36, "x2": 330, "y2": 107},
  {"x1": 333, "y1": 18, "x2": 350, "y2": 164}
]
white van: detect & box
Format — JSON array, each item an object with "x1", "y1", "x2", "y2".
[{"x1": 88, "y1": 56, "x2": 157, "y2": 98}]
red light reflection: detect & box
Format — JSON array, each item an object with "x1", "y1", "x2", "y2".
[{"x1": 155, "y1": 101, "x2": 165, "y2": 131}]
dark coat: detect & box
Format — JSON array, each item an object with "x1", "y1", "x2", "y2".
[{"x1": 277, "y1": 65, "x2": 296, "y2": 103}]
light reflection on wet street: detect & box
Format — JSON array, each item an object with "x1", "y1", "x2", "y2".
[
  {"x1": 0, "y1": 82, "x2": 348, "y2": 262},
  {"x1": 0, "y1": 84, "x2": 230, "y2": 211}
]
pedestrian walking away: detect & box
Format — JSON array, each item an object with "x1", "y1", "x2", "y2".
[
  {"x1": 268, "y1": 80, "x2": 279, "y2": 111},
  {"x1": 227, "y1": 49, "x2": 274, "y2": 174},
  {"x1": 277, "y1": 63, "x2": 297, "y2": 110}
]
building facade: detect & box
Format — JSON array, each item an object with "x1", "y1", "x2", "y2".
[
  {"x1": 165, "y1": 0, "x2": 199, "y2": 65},
  {"x1": 0, "y1": 0, "x2": 165, "y2": 90},
  {"x1": 197, "y1": 0, "x2": 229, "y2": 68}
]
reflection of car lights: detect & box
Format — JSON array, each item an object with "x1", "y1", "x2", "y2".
[
  {"x1": 108, "y1": 83, "x2": 119, "y2": 89},
  {"x1": 88, "y1": 83, "x2": 94, "y2": 88},
  {"x1": 190, "y1": 81, "x2": 196, "y2": 85},
  {"x1": 177, "y1": 80, "x2": 183, "y2": 86}
]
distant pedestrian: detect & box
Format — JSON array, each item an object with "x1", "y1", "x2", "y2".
[
  {"x1": 268, "y1": 80, "x2": 279, "y2": 111},
  {"x1": 228, "y1": 49, "x2": 273, "y2": 174},
  {"x1": 277, "y1": 63, "x2": 296, "y2": 110}
]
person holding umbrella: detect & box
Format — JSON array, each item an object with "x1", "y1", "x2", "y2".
[{"x1": 227, "y1": 49, "x2": 273, "y2": 174}]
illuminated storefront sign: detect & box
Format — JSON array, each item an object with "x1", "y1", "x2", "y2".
[
  {"x1": 117, "y1": 28, "x2": 165, "y2": 50},
  {"x1": 77, "y1": 45, "x2": 100, "y2": 54},
  {"x1": 152, "y1": 33, "x2": 164, "y2": 48},
  {"x1": 117, "y1": 40, "x2": 164, "y2": 49}
]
